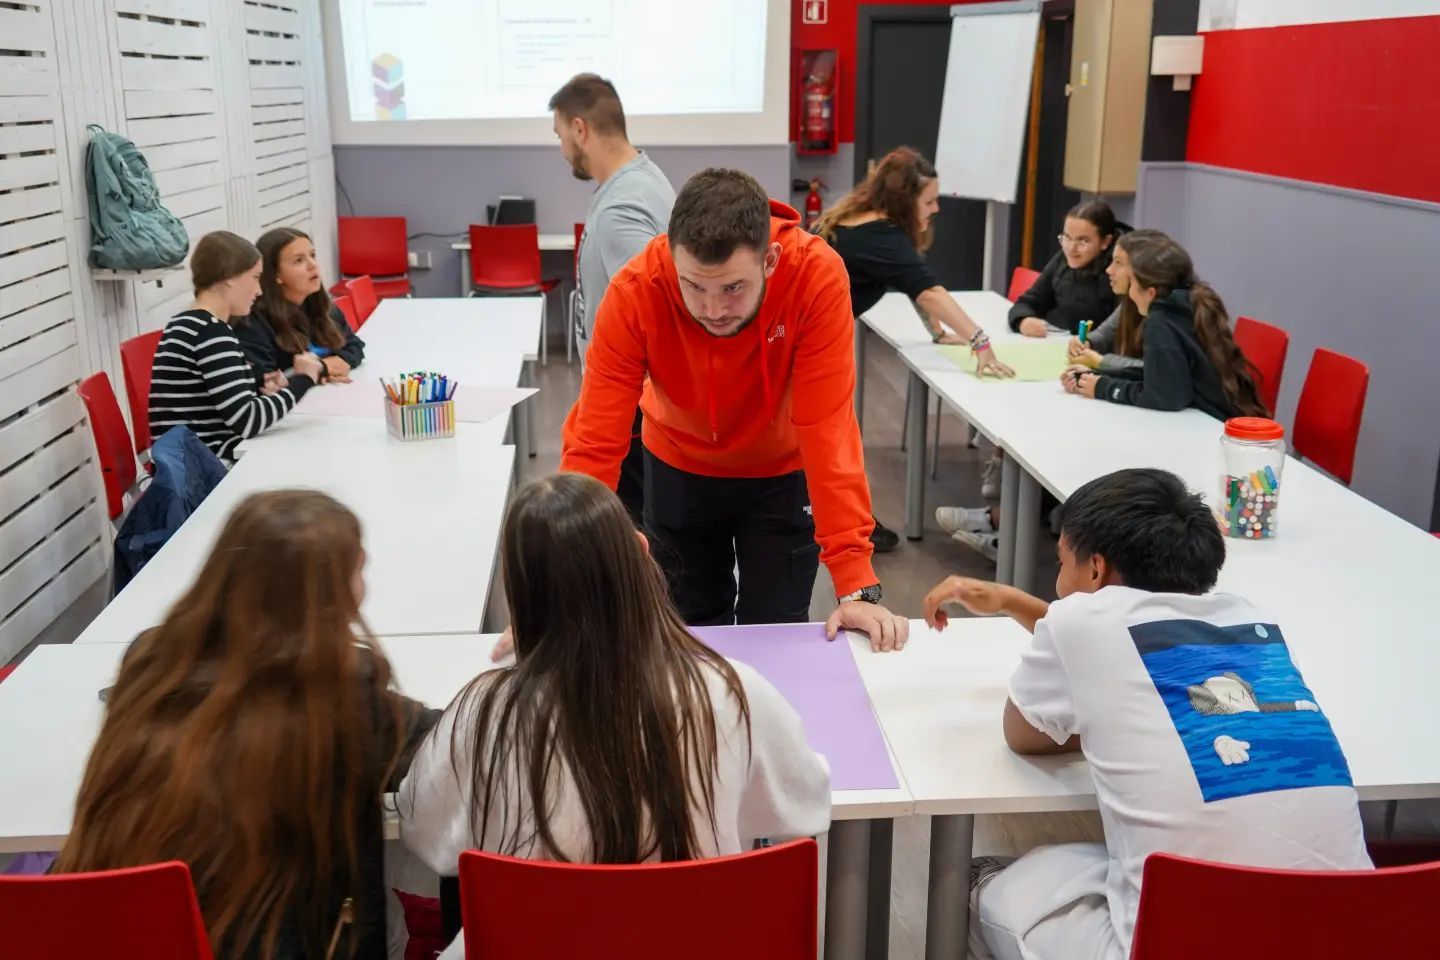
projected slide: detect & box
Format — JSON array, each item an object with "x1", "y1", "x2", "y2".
[{"x1": 338, "y1": 0, "x2": 768, "y2": 123}]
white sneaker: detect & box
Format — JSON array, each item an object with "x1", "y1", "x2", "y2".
[
  {"x1": 936, "y1": 506, "x2": 996, "y2": 536},
  {"x1": 950, "y1": 528, "x2": 1000, "y2": 562},
  {"x1": 980, "y1": 454, "x2": 1002, "y2": 498}
]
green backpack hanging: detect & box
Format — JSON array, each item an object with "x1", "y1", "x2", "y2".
[{"x1": 85, "y1": 123, "x2": 190, "y2": 271}]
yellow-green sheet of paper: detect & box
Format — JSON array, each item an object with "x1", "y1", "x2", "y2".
[{"x1": 937, "y1": 339, "x2": 1071, "y2": 381}]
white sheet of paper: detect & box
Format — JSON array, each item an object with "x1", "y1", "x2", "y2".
[{"x1": 292, "y1": 381, "x2": 536, "y2": 422}]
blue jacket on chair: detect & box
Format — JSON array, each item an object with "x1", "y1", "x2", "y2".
[{"x1": 112, "y1": 425, "x2": 227, "y2": 594}]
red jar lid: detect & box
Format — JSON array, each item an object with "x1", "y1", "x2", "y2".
[{"x1": 1224, "y1": 417, "x2": 1284, "y2": 441}]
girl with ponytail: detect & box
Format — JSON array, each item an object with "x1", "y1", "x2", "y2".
[{"x1": 1063, "y1": 232, "x2": 1268, "y2": 420}]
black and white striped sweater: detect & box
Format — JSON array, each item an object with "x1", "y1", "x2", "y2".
[{"x1": 148, "y1": 308, "x2": 313, "y2": 460}]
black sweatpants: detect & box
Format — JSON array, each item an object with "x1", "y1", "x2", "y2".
[
  {"x1": 643, "y1": 449, "x2": 820, "y2": 627},
  {"x1": 617, "y1": 408, "x2": 645, "y2": 526}
]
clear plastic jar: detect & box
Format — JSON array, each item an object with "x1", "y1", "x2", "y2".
[{"x1": 1220, "y1": 417, "x2": 1285, "y2": 540}]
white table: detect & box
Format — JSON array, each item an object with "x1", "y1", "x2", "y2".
[
  {"x1": 0, "y1": 627, "x2": 910, "y2": 960},
  {"x1": 75, "y1": 439, "x2": 516, "y2": 644},
  {"x1": 345, "y1": 296, "x2": 543, "y2": 459}
]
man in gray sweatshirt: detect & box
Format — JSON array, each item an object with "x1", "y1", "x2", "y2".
[{"x1": 550, "y1": 73, "x2": 676, "y2": 522}]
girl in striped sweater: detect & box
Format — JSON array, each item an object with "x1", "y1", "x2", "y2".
[{"x1": 148, "y1": 231, "x2": 322, "y2": 460}]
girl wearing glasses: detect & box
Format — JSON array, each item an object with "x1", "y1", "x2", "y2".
[{"x1": 1009, "y1": 201, "x2": 1124, "y2": 338}]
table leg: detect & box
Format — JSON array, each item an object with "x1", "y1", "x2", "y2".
[
  {"x1": 824, "y1": 819, "x2": 871, "y2": 960},
  {"x1": 996, "y1": 454, "x2": 1020, "y2": 586},
  {"x1": 904, "y1": 372, "x2": 928, "y2": 540},
  {"x1": 866, "y1": 819, "x2": 893, "y2": 960},
  {"x1": 854, "y1": 318, "x2": 867, "y2": 432},
  {"x1": 458, "y1": 249, "x2": 470, "y2": 297},
  {"x1": 525, "y1": 359, "x2": 537, "y2": 458},
  {"x1": 1013, "y1": 470, "x2": 1041, "y2": 594},
  {"x1": 924, "y1": 814, "x2": 975, "y2": 960}
]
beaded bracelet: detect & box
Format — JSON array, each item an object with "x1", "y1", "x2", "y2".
[{"x1": 969, "y1": 330, "x2": 991, "y2": 352}]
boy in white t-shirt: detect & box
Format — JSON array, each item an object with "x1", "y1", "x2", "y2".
[{"x1": 923, "y1": 467, "x2": 1371, "y2": 960}]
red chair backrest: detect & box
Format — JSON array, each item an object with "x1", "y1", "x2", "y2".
[
  {"x1": 344, "y1": 275, "x2": 380, "y2": 324},
  {"x1": 0, "y1": 860, "x2": 214, "y2": 960},
  {"x1": 1007, "y1": 266, "x2": 1041, "y2": 302},
  {"x1": 458, "y1": 839, "x2": 817, "y2": 959},
  {"x1": 332, "y1": 293, "x2": 362, "y2": 332},
  {"x1": 119, "y1": 330, "x2": 163, "y2": 454},
  {"x1": 1232, "y1": 316, "x2": 1288, "y2": 416},
  {"x1": 1292, "y1": 347, "x2": 1369, "y2": 486},
  {"x1": 468, "y1": 224, "x2": 543, "y2": 290},
  {"x1": 338, "y1": 215, "x2": 409, "y2": 277},
  {"x1": 77, "y1": 372, "x2": 138, "y2": 521},
  {"x1": 1130, "y1": 851, "x2": 1440, "y2": 959}
]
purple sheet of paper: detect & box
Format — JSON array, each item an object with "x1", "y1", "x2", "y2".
[{"x1": 693, "y1": 623, "x2": 898, "y2": 792}]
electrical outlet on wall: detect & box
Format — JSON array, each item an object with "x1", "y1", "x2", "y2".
[{"x1": 407, "y1": 251, "x2": 433, "y2": 269}]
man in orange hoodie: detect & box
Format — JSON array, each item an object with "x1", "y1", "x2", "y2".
[{"x1": 561, "y1": 168, "x2": 908, "y2": 651}]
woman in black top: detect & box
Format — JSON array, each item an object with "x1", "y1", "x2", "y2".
[
  {"x1": 819, "y1": 147, "x2": 1014, "y2": 377},
  {"x1": 1064, "y1": 231, "x2": 1267, "y2": 419},
  {"x1": 237, "y1": 227, "x2": 365, "y2": 387},
  {"x1": 1010, "y1": 200, "x2": 1122, "y2": 337},
  {"x1": 819, "y1": 148, "x2": 1014, "y2": 551}
]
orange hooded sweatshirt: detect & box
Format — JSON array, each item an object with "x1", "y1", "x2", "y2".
[{"x1": 560, "y1": 200, "x2": 876, "y2": 596}]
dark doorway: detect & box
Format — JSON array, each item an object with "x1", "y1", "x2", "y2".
[{"x1": 854, "y1": 3, "x2": 1078, "y2": 288}]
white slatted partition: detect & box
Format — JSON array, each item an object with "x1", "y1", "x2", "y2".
[
  {"x1": 0, "y1": 0, "x2": 336, "y2": 660},
  {"x1": 0, "y1": 0, "x2": 108, "y2": 662}
]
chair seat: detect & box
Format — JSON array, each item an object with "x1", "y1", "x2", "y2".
[
  {"x1": 472, "y1": 277, "x2": 561, "y2": 295},
  {"x1": 371, "y1": 276, "x2": 412, "y2": 299}
]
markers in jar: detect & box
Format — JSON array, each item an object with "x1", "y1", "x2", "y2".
[{"x1": 1225, "y1": 471, "x2": 1279, "y2": 539}]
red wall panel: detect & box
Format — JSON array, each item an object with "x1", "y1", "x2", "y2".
[
  {"x1": 1187, "y1": 16, "x2": 1440, "y2": 203},
  {"x1": 791, "y1": 0, "x2": 992, "y2": 143}
]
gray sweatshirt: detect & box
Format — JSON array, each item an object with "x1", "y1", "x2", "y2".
[
  {"x1": 575, "y1": 151, "x2": 676, "y2": 362},
  {"x1": 1088, "y1": 306, "x2": 1143, "y2": 372}
]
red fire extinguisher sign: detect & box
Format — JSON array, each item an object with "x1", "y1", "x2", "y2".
[{"x1": 803, "y1": 0, "x2": 827, "y2": 25}]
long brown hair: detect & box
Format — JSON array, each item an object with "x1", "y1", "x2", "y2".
[
  {"x1": 57, "y1": 490, "x2": 404, "y2": 960},
  {"x1": 1109, "y1": 228, "x2": 1170, "y2": 358},
  {"x1": 451, "y1": 473, "x2": 751, "y2": 862},
  {"x1": 255, "y1": 227, "x2": 344, "y2": 354},
  {"x1": 816, "y1": 146, "x2": 937, "y2": 252},
  {"x1": 1118, "y1": 231, "x2": 1269, "y2": 418}
]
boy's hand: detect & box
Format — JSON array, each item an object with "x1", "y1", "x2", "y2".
[{"x1": 923, "y1": 576, "x2": 1010, "y2": 629}]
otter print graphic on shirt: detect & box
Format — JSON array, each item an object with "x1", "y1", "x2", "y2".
[{"x1": 1128, "y1": 619, "x2": 1353, "y2": 802}]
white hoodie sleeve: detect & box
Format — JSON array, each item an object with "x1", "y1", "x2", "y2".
[
  {"x1": 397, "y1": 692, "x2": 478, "y2": 876},
  {"x1": 731, "y1": 662, "x2": 833, "y2": 845}
]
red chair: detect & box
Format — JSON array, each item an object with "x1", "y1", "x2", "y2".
[
  {"x1": 0, "y1": 664, "x2": 14, "y2": 683},
  {"x1": 344, "y1": 275, "x2": 380, "y2": 326},
  {"x1": 337, "y1": 215, "x2": 412, "y2": 299},
  {"x1": 1233, "y1": 316, "x2": 1289, "y2": 416},
  {"x1": 1007, "y1": 266, "x2": 1041, "y2": 302},
  {"x1": 118, "y1": 330, "x2": 162, "y2": 455},
  {"x1": 0, "y1": 860, "x2": 213, "y2": 959},
  {"x1": 1292, "y1": 347, "x2": 1369, "y2": 486},
  {"x1": 457, "y1": 839, "x2": 817, "y2": 958},
  {"x1": 467, "y1": 224, "x2": 562, "y2": 365},
  {"x1": 1130, "y1": 851, "x2": 1440, "y2": 959},
  {"x1": 77, "y1": 372, "x2": 138, "y2": 521},
  {"x1": 332, "y1": 293, "x2": 362, "y2": 332}
]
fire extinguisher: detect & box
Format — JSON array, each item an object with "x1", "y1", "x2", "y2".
[
  {"x1": 802, "y1": 68, "x2": 834, "y2": 152},
  {"x1": 804, "y1": 179, "x2": 825, "y2": 232}
]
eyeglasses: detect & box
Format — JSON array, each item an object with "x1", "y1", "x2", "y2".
[{"x1": 1057, "y1": 233, "x2": 1096, "y2": 250}]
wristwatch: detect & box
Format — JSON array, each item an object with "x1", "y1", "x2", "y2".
[{"x1": 838, "y1": 583, "x2": 883, "y2": 605}]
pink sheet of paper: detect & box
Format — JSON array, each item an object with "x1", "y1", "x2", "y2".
[{"x1": 293, "y1": 383, "x2": 536, "y2": 422}]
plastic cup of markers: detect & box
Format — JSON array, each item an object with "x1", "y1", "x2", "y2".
[{"x1": 1220, "y1": 417, "x2": 1285, "y2": 540}]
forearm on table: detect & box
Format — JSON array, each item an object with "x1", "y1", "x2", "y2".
[
  {"x1": 1003, "y1": 699, "x2": 1081, "y2": 755},
  {"x1": 917, "y1": 287, "x2": 981, "y2": 340}
]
